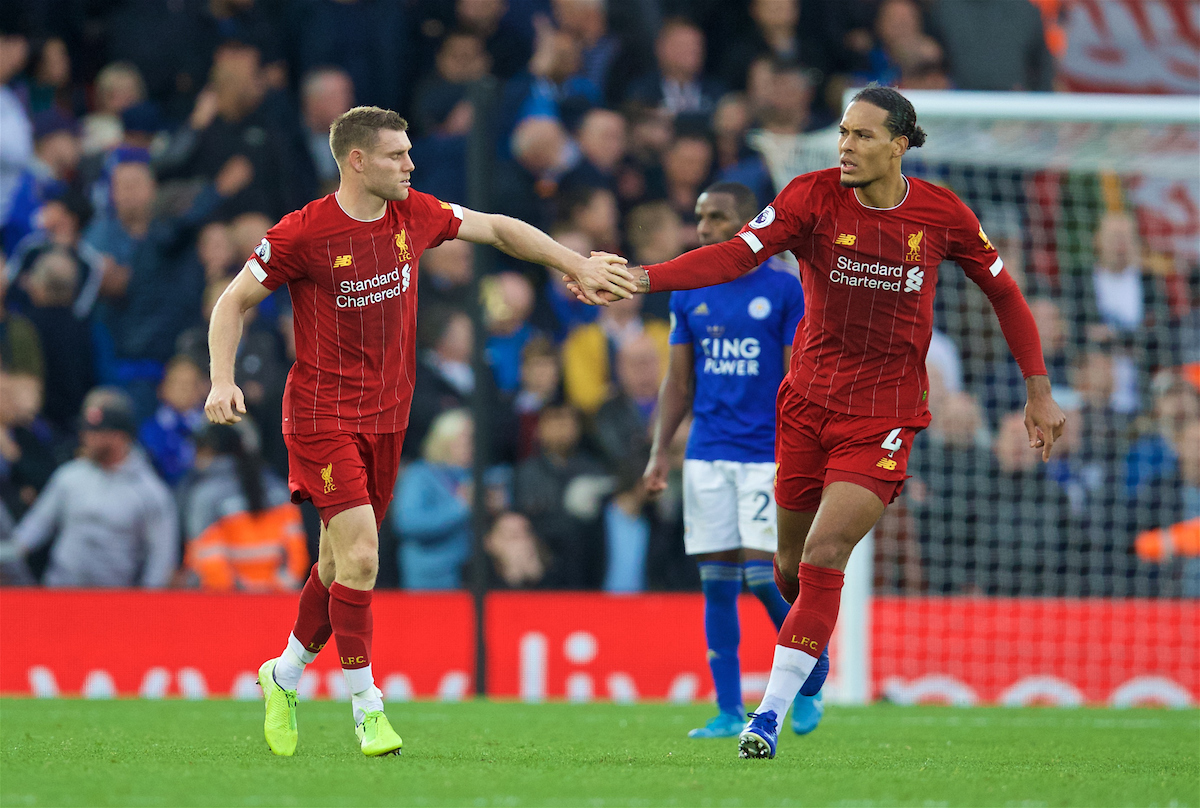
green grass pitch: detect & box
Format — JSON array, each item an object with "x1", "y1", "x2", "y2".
[{"x1": 1, "y1": 699, "x2": 1196, "y2": 807}]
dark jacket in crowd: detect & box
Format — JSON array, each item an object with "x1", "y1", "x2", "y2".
[
  {"x1": 592, "y1": 393, "x2": 652, "y2": 471},
  {"x1": 514, "y1": 450, "x2": 608, "y2": 589},
  {"x1": 89, "y1": 188, "x2": 217, "y2": 365},
  {"x1": 155, "y1": 109, "x2": 306, "y2": 220},
  {"x1": 24, "y1": 304, "x2": 95, "y2": 431}
]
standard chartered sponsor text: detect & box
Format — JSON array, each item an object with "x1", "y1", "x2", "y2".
[
  {"x1": 831, "y1": 254, "x2": 904, "y2": 292},
  {"x1": 336, "y1": 267, "x2": 409, "y2": 308}
]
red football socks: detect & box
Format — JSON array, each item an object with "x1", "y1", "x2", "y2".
[
  {"x1": 773, "y1": 554, "x2": 800, "y2": 605},
  {"x1": 292, "y1": 564, "x2": 333, "y2": 655},
  {"x1": 778, "y1": 562, "x2": 845, "y2": 656},
  {"x1": 329, "y1": 582, "x2": 373, "y2": 670}
]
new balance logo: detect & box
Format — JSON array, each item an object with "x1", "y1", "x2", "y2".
[
  {"x1": 333, "y1": 254, "x2": 353, "y2": 268},
  {"x1": 691, "y1": 303, "x2": 710, "y2": 316},
  {"x1": 834, "y1": 233, "x2": 856, "y2": 246},
  {"x1": 904, "y1": 266, "x2": 924, "y2": 293},
  {"x1": 876, "y1": 458, "x2": 898, "y2": 470}
]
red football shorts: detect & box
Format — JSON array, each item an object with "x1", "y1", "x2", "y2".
[
  {"x1": 774, "y1": 382, "x2": 930, "y2": 512},
  {"x1": 284, "y1": 431, "x2": 406, "y2": 529}
]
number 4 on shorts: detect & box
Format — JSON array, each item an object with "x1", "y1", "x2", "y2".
[{"x1": 881, "y1": 428, "x2": 903, "y2": 452}]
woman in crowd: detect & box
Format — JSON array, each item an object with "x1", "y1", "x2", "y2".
[{"x1": 392, "y1": 409, "x2": 477, "y2": 590}]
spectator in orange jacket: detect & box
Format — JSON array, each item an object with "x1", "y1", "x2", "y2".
[{"x1": 179, "y1": 422, "x2": 308, "y2": 591}]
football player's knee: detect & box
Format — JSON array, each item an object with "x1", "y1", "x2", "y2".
[
  {"x1": 776, "y1": 546, "x2": 802, "y2": 577},
  {"x1": 317, "y1": 555, "x2": 337, "y2": 585},
  {"x1": 801, "y1": 535, "x2": 855, "y2": 570},
  {"x1": 342, "y1": 544, "x2": 379, "y2": 585}
]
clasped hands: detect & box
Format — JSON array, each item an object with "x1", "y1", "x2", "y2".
[{"x1": 563, "y1": 252, "x2": 641, "y2": 306}]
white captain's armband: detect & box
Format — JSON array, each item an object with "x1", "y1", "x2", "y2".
[
  {"x1": 246, "y1": 258, "x2": 267, "y2": 283},
  {"x1": 439, "y1": 200, "x2": 464, "y2": 220},
  {"x1": 739, "y1": 231, "x2": 764, "y2": 254}
]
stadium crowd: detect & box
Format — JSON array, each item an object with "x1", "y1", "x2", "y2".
[{"x1": 0, "y1": 0, "x2": 1196, "y2": 596}]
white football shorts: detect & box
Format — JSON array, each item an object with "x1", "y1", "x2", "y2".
[{"x1": 682, "y1": 459, "x2": 778, "y2": 555}]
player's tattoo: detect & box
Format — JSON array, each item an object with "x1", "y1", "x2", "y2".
[{"x1": 637, "y1": 267, "x2": 651, "y2": 294}]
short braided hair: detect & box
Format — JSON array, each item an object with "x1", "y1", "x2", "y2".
[
  {"x1": 702, "y1": 181, "x2": 760, "y2": 222},
  {"x1": 851, "y1": 85, "x2": 927, "y2": 148}
]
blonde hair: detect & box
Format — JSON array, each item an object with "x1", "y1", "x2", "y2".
[
  {"x1": 95, "y1": 62, "x2": 146, "y2": 108},
  {"x1": 422, "y1": 408, "x2": 472, "y2": 464},
  {"x1": 28, "y1": 248, "x2": 78, "y2": 306}
]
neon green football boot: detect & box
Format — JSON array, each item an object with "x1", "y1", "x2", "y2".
[
  {"x1": 258, "y1": 658, "x2": 298, "y2": 756},
  {"x1": 356, "y1": 710, "x2": 403, "y2": 757}
]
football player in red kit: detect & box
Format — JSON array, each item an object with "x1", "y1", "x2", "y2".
[
  {"x1": 205, "y1": 106, "x2": 634, "y2": 757},
  {"x1": 570, "y1": 86, "x2": 1066, "y2": 758}
]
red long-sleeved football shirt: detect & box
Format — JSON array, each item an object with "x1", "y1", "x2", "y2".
[{"x1": 646, "y1": 168, "x2": 1046, "y2": 419}]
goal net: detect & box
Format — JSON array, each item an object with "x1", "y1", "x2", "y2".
[{"x1": 755, "y1": 91, "x2": 1200, "y2": 707}]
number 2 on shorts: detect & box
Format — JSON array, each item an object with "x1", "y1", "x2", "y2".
[
  {"x1": 881, "y1": 427, "x2": 903, "y2": 452},
  {"x1": 752, "y1": 491, "x2": 771, "y2": 521}
]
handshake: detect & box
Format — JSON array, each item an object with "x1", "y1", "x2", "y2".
[{"x1": 562, "y1": 252, "x2": 647, "y2": 305}]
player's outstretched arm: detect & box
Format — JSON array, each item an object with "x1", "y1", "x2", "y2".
[
  {"x1": 205, "y1": 266, "x2": 271, "y2": 425},
  {"x1": 644, "y1": 344, "x2": 695, "y2": 498},
  {"x1": 565, "y1": 237, "x2": 762, "y2": 304},
  {"x1": 455, "y1": 208, "x2": 636, "y2": 305}
]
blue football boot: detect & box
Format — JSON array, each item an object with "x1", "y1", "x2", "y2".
[
  {"x1": 791, "y1": 690, "x2": 825, "y2": 735},
  {"x1": 790, "y1": 644, "x2": 829, "y2": 734},
  {"x1": 737, "y1": 710, "x2": 779, "y2": 759},
  {"x1": 688, "y1": 711, "x2": 745, "y2": 739}
]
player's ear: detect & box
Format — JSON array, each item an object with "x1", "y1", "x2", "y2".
[{"x1": 893, "y1": 135, "x2": 908, "y2": 158}]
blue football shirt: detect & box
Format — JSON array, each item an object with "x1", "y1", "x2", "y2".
[{"x1": 669, "y1": 257, "x2": 804, "y2": 463}]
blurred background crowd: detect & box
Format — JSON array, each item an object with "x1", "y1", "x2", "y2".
[{"x1": 0, "y1": 0, "x2": 1196, "y2": 596}]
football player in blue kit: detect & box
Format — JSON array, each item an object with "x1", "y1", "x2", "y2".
[{"x1": 643, "y1": 182, "x2": 826, "y2": 739}]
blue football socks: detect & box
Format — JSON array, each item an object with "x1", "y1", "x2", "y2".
[
  {"x1": 698, "y1": 561, "x2": 743, "y2": 717},
  {"x1": 743, "y1": 559, "x2": 791, "y2": 630}
]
